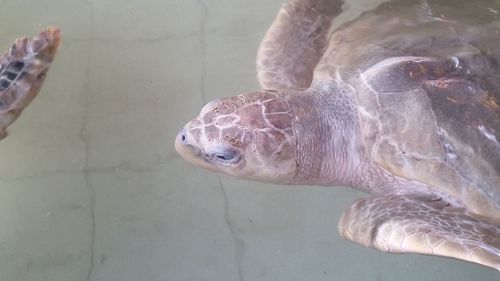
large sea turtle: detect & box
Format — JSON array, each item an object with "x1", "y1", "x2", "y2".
[
  {"x1": 175, "y1": 0, "x2": 500, "y2": 270},
  {"x1": 0, "y1": 27, "x2": 61, "y2": 140}
]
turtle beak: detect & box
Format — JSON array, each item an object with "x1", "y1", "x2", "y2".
[
  {"x1": 174, "y1": 127, "x2": 193, "y2": 157},
  {"x1": 175, "y1": 128, "x2": 205, "y2": 164},
  {"x1": 174, "y1": 127, "x2": 225, "y2": 173}
]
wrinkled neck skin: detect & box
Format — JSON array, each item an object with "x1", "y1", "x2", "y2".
[
  {"x1": 287, "y1": 81, "x2": 365, "y2": 187},
  {"x1": 283, "y1": 81, "x2": 464, "y2": 205},
  {"x1": 286, "y1": 81, "x2": 407, "y2": 194}
]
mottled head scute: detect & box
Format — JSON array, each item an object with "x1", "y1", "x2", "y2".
[{"x1": 176, "y1": 91, "x2": 297, "y2": 183}]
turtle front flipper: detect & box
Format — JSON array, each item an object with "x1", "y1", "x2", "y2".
[
  {"x1": 256, "y1": 0, "x2": 343, "y2": 91},
  {"x1": 339, "y1": 195, "x2": 500, "y2": 271},
  {"x1": 0, "y1": 27, "x2": 62, "y2": 140}
]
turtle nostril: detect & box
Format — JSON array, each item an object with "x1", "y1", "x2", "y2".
[{"x1": 179, "y1": 128, "x2": 188, "y2": 143}]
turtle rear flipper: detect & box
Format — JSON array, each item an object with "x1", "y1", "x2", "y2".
[
  {"x1": 0, "y1": 27, "x2": 61, "y2": 140},
  {"x1": 256, "y1": 0, "x2": 343, "y2": 91},
  {"x1": 339, "y1": 195, "x2": 500, "y2": 271}
]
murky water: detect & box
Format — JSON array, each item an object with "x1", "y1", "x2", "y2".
[{"x1": 0, "y1": 1, "x2": 498, "y2": 280}]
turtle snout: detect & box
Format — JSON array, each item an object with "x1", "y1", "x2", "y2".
[
  {"x1": 175, "y1": 126, "x2": 218, "y2": 171},
  {"x1": 175, "y1": 127, "x2": 201, "y2": 154},
  {"x1": 175, "y1": 127, "x2": 192, "y2": 150},
  {"x1": 175, "y1": 127, "x2": 195, "y2": 159}
]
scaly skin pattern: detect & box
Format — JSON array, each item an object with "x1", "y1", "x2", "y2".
[
  {"x1": 339, "y1": 195, "x2": 500, "y2": 270},
  {"x1": 176, "y1": 91, "x2": 297, "y2": 183},
  {"x1": 0, "y1": 27, "x2": 61, "y2": 139},
  {"x1": 175, "y1": 0, "x2": 500, "y2": 271}
]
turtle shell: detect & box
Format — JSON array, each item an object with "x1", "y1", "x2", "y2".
[{"x1": 316, "y1": 0, "x2": 500, "y2": 218}]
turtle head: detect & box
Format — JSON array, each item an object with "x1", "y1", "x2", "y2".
[{"x1": 175, "y1": 91, "x2": 297, "y2": 183}]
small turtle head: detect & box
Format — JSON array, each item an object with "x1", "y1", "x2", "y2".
[{"x1": 175, "y1": 91, "x2": 297, "y2": 183}]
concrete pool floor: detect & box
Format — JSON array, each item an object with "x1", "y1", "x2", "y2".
[{"x1": 0, "y1": 0, "x2": 498, "y2": 280}]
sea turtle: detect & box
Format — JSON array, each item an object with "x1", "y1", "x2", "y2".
[
  {"x1": 175, "y1": 0, "x2": 500, "y2": 270},
  {"x1": 0, "y1": 27, "x2": 61, "y2": 140}
]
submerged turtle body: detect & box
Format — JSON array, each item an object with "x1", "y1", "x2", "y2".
[
  {"x1": 0, "y1": 27, "x2": 61, "y2": 140},
  {"x1": 320, "y1": 0, "x2": 500, "y2": 219},
  {"x1": 176, "y1": 0, "x2": 500, "y2": 271}
]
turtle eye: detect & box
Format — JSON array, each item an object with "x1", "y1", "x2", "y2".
[{"x1": 211, "y1": 149, "x2": 240, "y2": 164}]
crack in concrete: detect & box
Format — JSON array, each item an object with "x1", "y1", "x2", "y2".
[
  {"x1": 0, "y1": 156, "x2": 181, "y2": 183},
  {"x1": 196, "y1": 0, "x2": 209, "y2": 104},
  {"x1": 193, "y1": 3, "x2": 245, "y2": 279},
  {"x1": 0, "y1": 170, "x2": 82, "y2": 183},
  {"x1": 79, "y1": 1, "x2": 96, "y2": 281},
  {"x1": 84, "y1": 159, "x2": 96, "y2": 281},
  {"x1": 217, "y1": 177, "x2": 245, "y2": 281},
  {"x1": 65, "y1": 31, "x2": 202, "y2": 45}
]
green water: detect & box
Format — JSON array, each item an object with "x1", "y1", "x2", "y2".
[{"x1": 0, "y1": 1, "x2": 498, "y2": 280}]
